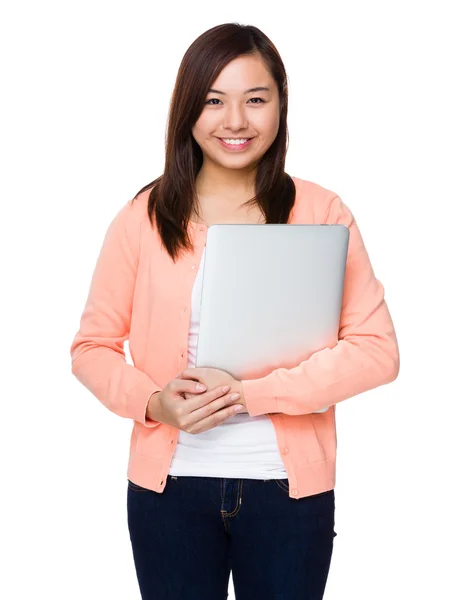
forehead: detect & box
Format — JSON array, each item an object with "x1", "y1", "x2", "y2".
[{"x1": 210, "y1": 55, "x2": 274, "y2": 91}]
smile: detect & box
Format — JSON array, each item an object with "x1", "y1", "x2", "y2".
[{"x1": 217, "y1": 138, "x2": 254, "y2": 151}]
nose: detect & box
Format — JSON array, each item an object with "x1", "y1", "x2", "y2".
[{"x1": 222, "y1": 103, "x2": 248, "y2": 132}]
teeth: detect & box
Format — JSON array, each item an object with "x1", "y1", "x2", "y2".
[{"x1": 221, "y1": 138, "x2": 250, "y2": 145}]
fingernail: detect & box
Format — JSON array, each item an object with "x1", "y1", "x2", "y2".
[
  {"x1": 233, "y1": 405, "x2": 243, "y2": 412},
  {"x1": 230, "y1": 393, "x2": 241, "y2": 401},
  {"x1": 222, "y1": 385, "x2": 230, "y2": 393},
  {"x1": 196, "y1": 383, "x2": 206, "y2": 390}
]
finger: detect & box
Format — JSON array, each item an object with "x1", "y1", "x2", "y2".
[
  {"x1": 176, "y1": 370, "x2": 198, "y2": 383},
  {"x1": 178, "y1": 368, "x2": 208, "y2": 380},
  {"x1": 191, "y1": 397, "x2": 242, "y2": 434},
  {"x1": 186, "y1": 385, "x2": 233, "y2": 414},
  {"x1": 174, "y1": 379, "x2": 207, "y2": 394}
]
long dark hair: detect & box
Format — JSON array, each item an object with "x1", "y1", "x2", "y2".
[{"x1": 132, "y1": 22, "x2": 297, "y2": 262}]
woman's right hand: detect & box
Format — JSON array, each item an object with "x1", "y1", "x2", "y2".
[{"x1": 147, "y1": 376, "x2": 244, "y2": 434}]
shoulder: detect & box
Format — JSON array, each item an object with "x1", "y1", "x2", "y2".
[
  {"x1": 290, "y1": 175, "x2": 341, "y2": 222},
  {"x1": 101, "y1": 187, "x2": 152, "y2": 255},
  {"x1": 112, "y1": 187, "x2": 152, "y2": 242}
]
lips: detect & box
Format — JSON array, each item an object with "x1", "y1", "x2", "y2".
[{"x1": 216, "y1": 137, "x2": 254, "y2": 150}]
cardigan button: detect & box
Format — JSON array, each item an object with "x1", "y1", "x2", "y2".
[{"x1": 291, "y1": 488, "x2": 298, "y2": 496}]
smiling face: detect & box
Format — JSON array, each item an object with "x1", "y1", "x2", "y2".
[{"x1": 191, "y1": 54, "x2": 281, "y2": 173}]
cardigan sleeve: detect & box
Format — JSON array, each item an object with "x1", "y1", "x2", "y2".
[
  {"x1": 69, "y1": 200, "x2": 162, "y2": 428},
  {"x1": 241, "y1": 194, "x2": 400, "y2": 416}
]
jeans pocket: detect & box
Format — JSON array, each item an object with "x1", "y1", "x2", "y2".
[
  {"x1": 128, "y1": 479, "x2": 151, "y2": 492},
  {"x1": 273, "y1": 478, "x2": 290, "y2": 494}
]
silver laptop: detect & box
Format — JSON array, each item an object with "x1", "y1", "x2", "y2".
[{"x1": 195, "y1": 224, "x2": 350, "y2": 414}]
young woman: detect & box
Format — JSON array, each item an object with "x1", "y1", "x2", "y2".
[{"x1": 70, "y1": 22, "x2": 400, "y2": 600}]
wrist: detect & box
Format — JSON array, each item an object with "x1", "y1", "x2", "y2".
[
  {"x1": 146, "y1": 390, "x2": 162, "y2": 422},
  {"x1": 237, "y1": 380, "x2": 247, "y2": 409}
]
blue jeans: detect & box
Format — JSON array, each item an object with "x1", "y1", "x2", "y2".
[{"x1": 127, "y1": 475, "x2": 337, "y2": 600}]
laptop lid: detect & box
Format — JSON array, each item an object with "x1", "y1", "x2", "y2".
[{"x1": 195, "y1": 224, "x2": 349, "y2": 412}]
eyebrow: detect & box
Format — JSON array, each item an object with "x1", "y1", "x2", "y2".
[{"x1": 207, "y1": 86, "x2": 271, "y2": 95}]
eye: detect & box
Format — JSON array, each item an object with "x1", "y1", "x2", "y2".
[{"x1": 204, "y1": 97, "x2": 266, "y2": 105}]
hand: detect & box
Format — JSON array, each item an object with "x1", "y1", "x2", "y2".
[
  {"x1": 147, "y1": 376, "x2": 245, "y2": 434},
  {"x1": 178, "y1": 367, "x2": 248, "y2": 414}
]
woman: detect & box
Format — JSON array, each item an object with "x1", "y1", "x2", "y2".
[{"x1": 70, "y1": 23, "x2": 400, "y2": 600}]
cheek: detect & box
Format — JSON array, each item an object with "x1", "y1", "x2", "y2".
[
  {"x1": 193, "y1": 114, "x2": 216, "y2": 137},
  {"x1": 252, "y1": 110, "x2": 280, "y2": 138},
  {"x1": 264, "y1": 115, "x2": 280, "y2": 138},
  {"x1": 191, "y1": 119, "x2": 205, "y2": 143}
]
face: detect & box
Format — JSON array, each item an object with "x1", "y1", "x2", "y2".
[{"x1": 191, "y1": 54, "x2": 281, "y2": 173}]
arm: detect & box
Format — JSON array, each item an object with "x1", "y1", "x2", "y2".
[
  {"x1": 70, "y1": 199, "x2": 162, "y2": 428},
  {"x1": 241, "y1": 194, "x2": 400, "y2": 417}
]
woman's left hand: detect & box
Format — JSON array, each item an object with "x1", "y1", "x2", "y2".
[{"x1": 177, "y1": 367, "x2": 247, "y2": 413}]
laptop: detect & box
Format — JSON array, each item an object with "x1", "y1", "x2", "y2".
[{"x1": 195, "y1": 224, "x2": 350, "y2": 414}]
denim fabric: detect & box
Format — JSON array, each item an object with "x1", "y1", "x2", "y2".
[{"x1": 127, "y1": 475, "x2": 337, "y2": 599}]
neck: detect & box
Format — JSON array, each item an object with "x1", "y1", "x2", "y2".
[{"x1": 195, "y1": 162, "x2": 257, "y2": 199}]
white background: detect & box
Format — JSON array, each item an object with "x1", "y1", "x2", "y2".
[{"x1": 1, "y1": 1, "x2": 454, "y2": 598}]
